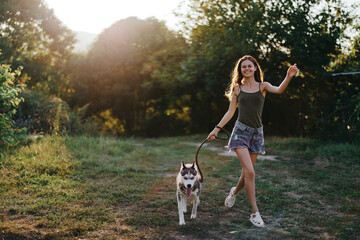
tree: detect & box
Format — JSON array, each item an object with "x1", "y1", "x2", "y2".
[
  {"x1": 263, "y1": 0, "x2": 352, "y2": 136},
  {"x1": 0, "y1": 64, "x2": 26, "y2": 153},
  {"x1": 70, "y1": 17, "x2": 189, "y2": 135},
  {"x1": 140, "y1": 31, "x2": 190, "y2": 136},
  {"x1": 177, "y1": 0, "x2": 353, "y2": 136},
  {"x1": 324, "y1": 33, "x2": 360, "y2": 139},
  {"x1": 0, "y1": 0, "x2": 75, "y2": 98},
  {"x1": 178, "y1": 0, "x2": 269, "y2": 133}
]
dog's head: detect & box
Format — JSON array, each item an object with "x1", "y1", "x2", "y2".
[{"x1": 180, "y1": 161, "x2": 198, "y2": 196}]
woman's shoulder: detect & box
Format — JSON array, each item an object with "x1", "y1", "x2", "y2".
[
  {"x1": 261, "y1": 82, "x2": 271, "y2": 90},
  {"x1": 233, "y1": 84, "x2": 241, "y2": 96}
]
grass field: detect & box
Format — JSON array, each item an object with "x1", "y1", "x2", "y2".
[{"x1": 0, "y1": 134, "x2": 359, "y2": 239}]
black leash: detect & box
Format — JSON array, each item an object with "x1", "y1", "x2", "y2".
[{"x1": 195, "y1": 126, "x2": 230, "y2": 182}]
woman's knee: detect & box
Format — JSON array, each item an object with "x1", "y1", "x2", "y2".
[{"x1": 244, "y1": 168, "x2": 255, "y2": 179}]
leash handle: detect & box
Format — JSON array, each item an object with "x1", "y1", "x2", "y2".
[
  {"x1": 195, "y1": 126, "x2": 230, "y2": 182},
  {"x1": 214, "y1": 125, "x2": 230, "y2": 141}
]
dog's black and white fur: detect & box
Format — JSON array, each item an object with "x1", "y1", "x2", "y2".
[{"x1": 176, "y1": 161, "x2": 203, "y2": 225}]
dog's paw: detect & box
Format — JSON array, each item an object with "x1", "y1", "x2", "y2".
[
  {"x1": 179, "y1": 221, "x2": 186, "y2": 225},
  {"x1": 190, "y1": 214, "x2": 197, "y2": 219}
]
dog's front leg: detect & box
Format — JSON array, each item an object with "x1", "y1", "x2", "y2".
[
  {"x1": 183, "y1": 200, "x2": 187, "y2": 213},
  {"x1": 190, "y1": 196, "x2": 198, "y2": 219},
  {"x1": 178, "y1": 194, "x2": 186, "y2": 225}
]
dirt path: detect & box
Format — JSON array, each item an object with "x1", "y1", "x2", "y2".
[
  {"x1": 174, "y1": 141, "x2": 285, "y2": 239},
  {"x1": 180, "y1": 141, "x2": 278, "y2": 161}
]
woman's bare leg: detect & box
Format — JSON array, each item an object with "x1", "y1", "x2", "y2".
[
  {"x1": 233, "y1": 152, "x2": 258, "y2": 195},
  {"x1": 234, "y1": 148, "x2": 259, "y2": 213}
]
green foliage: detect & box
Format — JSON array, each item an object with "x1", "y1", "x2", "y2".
[
  {"x1": 177, "y1": 0, "x2": 354, "y2": 137},
  {"x1": 140, "y1": 31, "x2": 191, "y2": 136},
  {"x1": 178, "y1": 0, "x2": 271, "y2": 132},
  {"x1": 14, "y1": 90, "x2": 69, "y2": 134},
  {"x1": 4, "y1": 0, "x2": 355, "y2": 139},
  {"x1": 67, "y1": 103, "x2": 101, "y2": 136},
  {"x1": 317, "y1": 74, "x2": 360, "y2": 139},
  {"x1": 262, "y1": 0, "x2": 355, "y2": 138},
  {"x1": 14, "y1": 90, "x2": 99, "y2": 136},
  {"x1": 0, "y1": 64, "x2": 26, "y2": 152},
  {"x1": 322, "y1": 35, "x2": 360, "y2": 139},
  {"x1": 65, "y1": 1, "x2": 358, "y2": 138},
  {"x1": 0, "y1": 0, "x2": 75, "y2": 99},
  {"x1": 69, "y1": 17, "x2": 189, "y2": 136}
]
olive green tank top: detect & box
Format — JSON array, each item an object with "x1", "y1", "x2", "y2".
[{"x1": 237, "y1": 83, "x2": 265, "y2": 128}]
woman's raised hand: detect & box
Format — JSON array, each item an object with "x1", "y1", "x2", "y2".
[{"x1": 287, "y1": 64, "x2": 299, "y2": 78}]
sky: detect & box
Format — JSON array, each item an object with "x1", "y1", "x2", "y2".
[
  {"x1": 45, "y1": 0, "x2": 185, "y2": 34},
  {"x1": 45, "y1": 0, "x2": 358, "y2": 36}
]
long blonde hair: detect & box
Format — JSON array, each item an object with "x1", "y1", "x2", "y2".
[{"x1": 225, "y1": 55, "x2": 264, "y2": 101}]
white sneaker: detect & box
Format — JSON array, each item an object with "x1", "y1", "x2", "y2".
[
  {"x1": 224, "y1": 187, "x2": 237, "y2": 208},
  {"x1": 250, "y1": 212, "x2": 265, "y2": 227}
]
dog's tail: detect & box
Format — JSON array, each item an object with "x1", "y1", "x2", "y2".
[{"x1": 195, "y1": 126, "x2": 230, "y2": 183}]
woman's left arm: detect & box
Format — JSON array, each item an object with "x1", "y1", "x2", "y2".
[{"x1": 263, "y1": 64, "x2": 299, "y2": 94}]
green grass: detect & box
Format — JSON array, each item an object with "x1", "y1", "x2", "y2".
[{"x1": 0, "y1": 135, "x2": 359, "y2": 239}]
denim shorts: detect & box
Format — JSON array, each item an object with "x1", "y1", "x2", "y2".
[{"x1": 227, "y1": 121, "x2": 265, "y2": 154}]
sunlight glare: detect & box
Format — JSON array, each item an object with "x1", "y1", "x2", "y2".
[{"x1": 45, "y1": 0, "x2": 183, "y2": 34}]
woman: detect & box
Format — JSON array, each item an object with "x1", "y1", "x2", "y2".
[{"x1": 207, "y1": 55, "x2": 299, "y2": 227}]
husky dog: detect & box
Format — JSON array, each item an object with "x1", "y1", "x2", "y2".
[{"x1": 176, "y1": 161, "x2": 203, "y2": 225}]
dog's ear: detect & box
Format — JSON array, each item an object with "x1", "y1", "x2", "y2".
[
  {"x1": 191, "y1": 162, "x2": 195, "y2": 169},
  {"x1": 181, "y1": 161, "x2": 186, "y2": 170}
]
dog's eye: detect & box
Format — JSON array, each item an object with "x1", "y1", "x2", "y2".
[
  {"x1": 184, "y1": 177, "x2": 188, "y2": 180},
  {"x1": 190, "y1": 177, "x2": 195, "y2": 180}
]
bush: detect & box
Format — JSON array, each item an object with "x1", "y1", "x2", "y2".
[
  {"x1": 68, "y1": 103, "x2": 101, "y2": 136},
  {"x1": 15, "y1": 91, "x2": 100, "y2": 136},
  {"x1": 0, "y1": 64, "x2": 27, "y2": 152},
  {"x1": 316, "y1": 74, "x2": 360, "y2": 140},
  {"x1": 14, "y1": 90, "x2": 69, "y2": 135}
]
